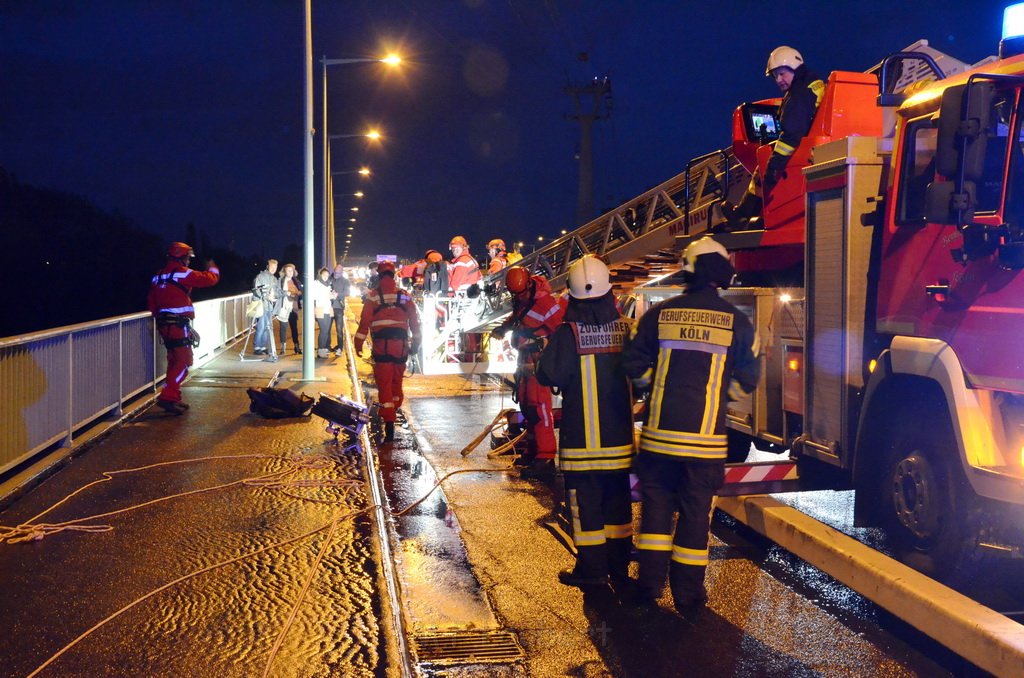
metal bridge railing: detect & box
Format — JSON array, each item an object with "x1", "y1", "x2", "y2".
[{"x1": 0, "y1": 293, "x2": 250, "y2": 475}]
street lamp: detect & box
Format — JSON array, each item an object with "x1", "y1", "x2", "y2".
[{"x1": 310, "y1": 52, "x2": 399, "y2": 381}]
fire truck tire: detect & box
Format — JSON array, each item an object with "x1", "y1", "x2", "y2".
[{"x1": 879, "y1": 420, "x2": 975, "y2": 583}]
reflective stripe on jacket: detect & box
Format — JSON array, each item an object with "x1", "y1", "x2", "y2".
[
  {"x1": 537, "y1": 313, "x2": 635, "y2": 473},
  {"x1": 624, "y1": 287, "x2": 760, "y2": 460}
]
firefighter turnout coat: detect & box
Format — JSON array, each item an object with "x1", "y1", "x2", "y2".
[
  {"x1": 624, "y1": 286, "x2": 759, "y2": 459},
  {"x1": 537, "y1": 291, "x2": 635, "y2": 578},
  {"x1": 147, "y1": 260, "x2": 220, "y2": 404},
  {"x1": 353, "y1": 277, "x2": 421, "y2": 423},
  {"x1": 536, "y1": 298, "x2": 634, "y2": 473}
]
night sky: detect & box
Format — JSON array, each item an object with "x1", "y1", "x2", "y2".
[{"x1": 0, "y1": 1, "x2": 1011, "y2": 262}]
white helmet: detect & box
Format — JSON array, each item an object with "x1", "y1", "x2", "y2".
[
  {"x1": 681, "y1": 236, "x2": 730, "y2": 273},
  {"x1": 567, "y1": 254, "x2": 612, "y2": 299},
  {"x1": 766, "y1": 46, "x2": 803, "y2": 76}
]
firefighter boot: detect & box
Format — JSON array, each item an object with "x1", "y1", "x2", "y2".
[
  {"x1": 156, "y1": 399, "x2": 188, "y2": 415},
  {"x1": 719, "y1": 193, "x2": 762, "y2": 231},
  {"x1": 519, "y1": 458, "x2": 556, "y2": 480},
  {"x1": 558, "y1": 568, "x2": 609, "y2": 589},
  {"x1": 384, "y1": 421, "x2": 396, "y2": 441}
]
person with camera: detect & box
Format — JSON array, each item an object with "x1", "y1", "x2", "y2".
[{"x1": 148, "y1": 242, "x2": 219, "y2": 415}]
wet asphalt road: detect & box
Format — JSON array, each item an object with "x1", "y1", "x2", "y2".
[
  {"x1": 392, "y1": 371, "x2": 963, "y2": 677},
  {"x1": 0, "y1": 323, "x2": 1001, "y2": 677},
  {"x1": 0, "y1": 350, "x2": 391, "y2": 678}
]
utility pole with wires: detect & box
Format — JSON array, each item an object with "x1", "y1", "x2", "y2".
[{"x1": 566, "y1": 74, "x2": 611, "y2": 227}]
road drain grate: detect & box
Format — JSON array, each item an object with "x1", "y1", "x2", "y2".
[{"x1": 414, "y1": 630, "x2": 524, "y2": 664}]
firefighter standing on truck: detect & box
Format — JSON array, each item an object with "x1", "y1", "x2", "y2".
[
  {"x1": 623, "y1": 237, "x2": 760, "y2": 612},
  {"x1": 147, "y1": 242, "x2": 220, "y2": 415},
  {"x1": 719, "y1": 45, "x2": 825, "y2": 229},
  {"x1": 354, "y1": 261, "x2": 421, "y2": 442},
  {"x1": 448, "y1": 235, "x2": 481, "y2": 293},
  {"x1": 492, "y1": 266, "x2": 564, "y2": 478},
  {"x1": 536, "y1": 255, "x2": 635, "y2": 588},
  {"x1": 486, "y1": 238, "x2": 509, "y2": 275}
]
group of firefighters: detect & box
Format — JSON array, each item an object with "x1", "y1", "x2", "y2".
[
  {"x1": 149, "y1": 42, "x2": 811, "y2": 614},
  {"x1": 351, "y1": 232, "x2": 760, "y2": 613}
]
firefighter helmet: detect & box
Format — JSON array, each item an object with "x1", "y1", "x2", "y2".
[
  {"x1": 682, "y1": 237, "x2": 729, "y2": 272},
  {"x1": 505, "y1": 267, "x2": 531, "y2": 295},
  {"x1": 377, "y1": 261, "x2": 396, "y2": 276},
  {"x1": 425, "y1": 249, "x2": 444, "y2": 264},
  {"x1": 168, "y1": 242, "x2": 194, "y2": 259},
  {"x1": 567, "y1": 255, "x2": 612, "y2": 299},
  {"x1": 682, "y1": 236, "x2": 735, "y2": 288},
  {"x1": 766, "y1": 45, "x2": 803, "y2": 76},
  {"x1": 450, "y1": 235, "x2": 468, "y2": 249},
  {"x1": 487, "y1": 238, "x2": 506, "y2": 252}
]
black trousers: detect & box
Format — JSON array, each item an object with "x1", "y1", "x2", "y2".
[
  {"x1": 634, "y1": 451, "x2": 723, "y2": 601},
  {"x1": 316, "y1": 315, "x2": 332, "y2": 350},
  {"x1": 278, "y1": 311, "x2": 299, "y2": 347},
  {"x1": 332, "y1": 307, "x2": 346, "y2": 348},
  {"x1": 564, "y1": 471, "x2": 633, "y2": 578}
]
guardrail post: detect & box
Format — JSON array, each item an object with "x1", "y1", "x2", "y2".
[{"x1": 65, "y1": 332, "x2": 74, "y2": 447}]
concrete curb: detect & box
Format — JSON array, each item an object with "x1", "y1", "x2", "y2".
[{"x1": 716, "y1": 495, "x2": 1024, "y2": 677}]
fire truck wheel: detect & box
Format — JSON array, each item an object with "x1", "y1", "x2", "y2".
[{"x1": 879, "y1": 421, "x2": 974, "y2": 583}]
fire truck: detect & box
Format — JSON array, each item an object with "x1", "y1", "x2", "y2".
[
  {"x1": 634, "y1": 17, "x2": 1024, "y2": 581},
  {"x1": 418, "y1": 8, "x2": 1024, "y2": 581}
]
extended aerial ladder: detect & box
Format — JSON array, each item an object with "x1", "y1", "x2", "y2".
[
  {"x1": 419, "y1": 40, "x2": 981, "y2": 376},
  {"x1": 419, "y1": 148, "x2": 748, "y2": 373}
]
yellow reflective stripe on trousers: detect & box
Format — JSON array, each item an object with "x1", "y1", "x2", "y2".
[
  {"x1": 581, "y1": 354, "x2": 600, "y2": 449},
  {"x1": 701, "y1": 353, "x2": 725, "y2": 436},
  {"x1": 671, "y1": 545, "x2": 709, "y2": 567},
  {"x1": 569, "y1": 488, "x2": 606, "y2": 546},
  {"x1": 637, "y1": 532, "x2": 673, "y2": 551},
  {"x1": 648, "y1": 347, "x2": 671, "y2": 429},
  {"x1": 605, "y1": 522, "x2": 633, "y2": 539},
  {"x1": 560, "y1": 457, "x2": 634, "y2": 472}
]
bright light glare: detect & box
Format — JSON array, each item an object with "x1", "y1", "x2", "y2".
[
  {"x1": 354, "y1": 191, "x2": 364, "y2": 197},
  {"x1": 1004, "y1": 3, "x2": 1024, "y2": 39},
  {"x1": 351, "y1": 207, "x2": 359, "y2": 212},
  {"x1": 381, "y1": 54, "x2": 402, "y2": 65},
  {"x1": 358, "y1": 167, "x2": 371, "y2": 176},
  {"x1": 366, "y1": 129, "x2": 382, "y2": 140},
  {"x1": 779, "y1": 293, "x2": 792, "y2": 304},
  {"x1": 787, "y1": 359, "x2": 800, "y2": 372}
]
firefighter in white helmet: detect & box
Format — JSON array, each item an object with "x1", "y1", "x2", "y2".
[
  {"x1": 720, "y1": 46, "x2": 825, "y2": 229},
  {"x1": 537, "y1": 255, "x2": 635, "y2": 589},
  {"x1": 623, "y1": 237, "x2": 760, "y2": 612}
]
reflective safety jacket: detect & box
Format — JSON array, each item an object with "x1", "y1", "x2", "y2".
[
  {"x1": 508, "y1": 275, "x2": 564, "y2": 363},
  {"x1": 354, "y1": 278, "x2": 421, "y2": 363},
  {"x1": 624, "y1": 286, "x2": 760, "y2": 460},
  {"x1": 537, "y1": 296, "x2": 635, "y2": 473},
  {"x1": 147, "y1": 261, "x2": 220, "y2": 318},
  {"x1": 773, "y1": 64, "x2": 825, "y2": 159},
  {"x1": 448, "y1": 252, "x2": 481, "y2": 292},
  {"x1": 488, "y1": 253, "x2": 508, "y2": 275}
]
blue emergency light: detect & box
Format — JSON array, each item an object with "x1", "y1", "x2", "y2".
[{"x1": 1001, "y1": 2, "x2": 1024, "y2": 58}]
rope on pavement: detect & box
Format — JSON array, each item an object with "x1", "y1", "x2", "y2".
[
  {"x1": 13, "y1": 440, "x2": 515, "y2": 676},
  {"x1": 0, "y1": 453, "x2": 356, "y2": 545}
]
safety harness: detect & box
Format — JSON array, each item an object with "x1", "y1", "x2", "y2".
[{"x1": 370, "y1": 289, "x2": 410, "y2": 363}]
